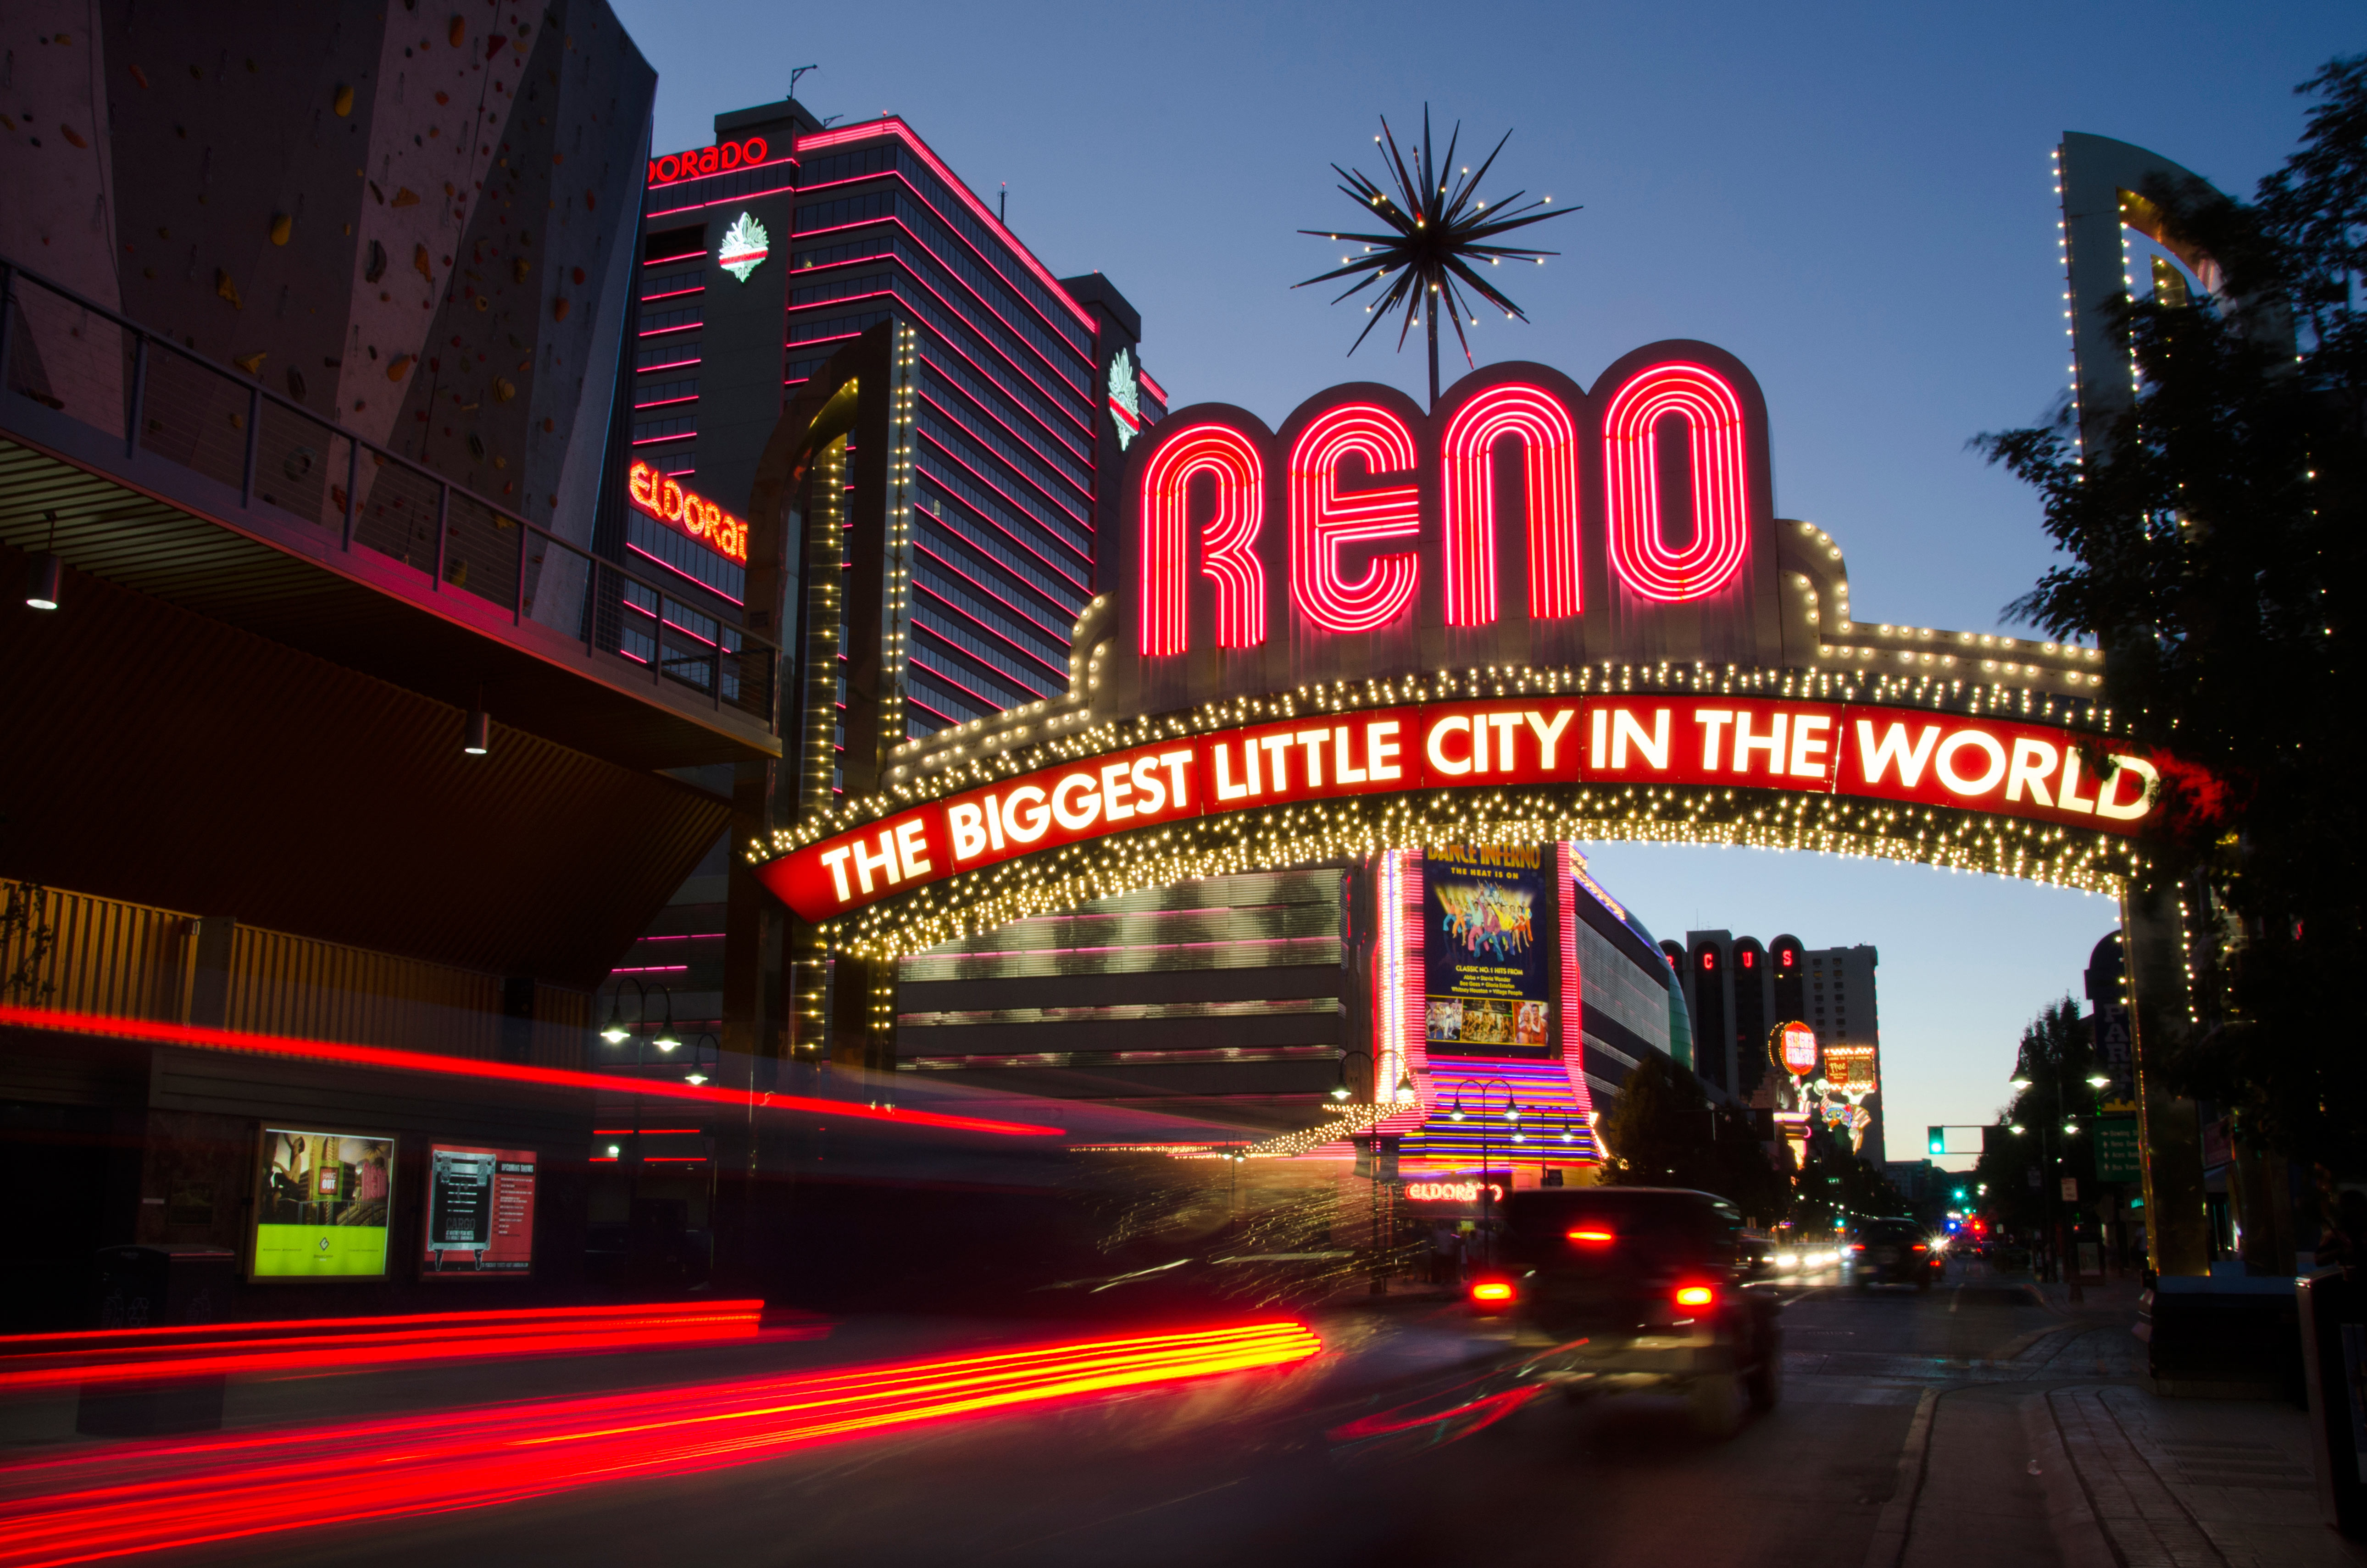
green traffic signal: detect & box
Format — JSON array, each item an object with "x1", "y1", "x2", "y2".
[{"x1": 1927, "y1": 1126, "x2": 1945, "y2": 1155}]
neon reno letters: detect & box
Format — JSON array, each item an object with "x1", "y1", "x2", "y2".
[
  {"x1": 757, "y1": 697, "x2": 2163, "y2": 921},
  {"x1": 1131, "y1": 347, "x2": 1769, "y2": 661}
]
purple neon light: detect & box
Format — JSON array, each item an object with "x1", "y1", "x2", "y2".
[
  {"x1": 911, "y1": 582, "x2": 1067, "y2": 680},
  {"x1": 902, "y1": 689, "x2": 966, "y2": 730},
  {"x1": 639, "y1": 285, "x2": 704, "y2": 304},
  {"x1": 913, "y1": 465, "x2": 1088, "y2": 595},
  {"x1": 791, "y1": 167, "x2": 1091, "y2": 358},
  {"x1": 792, "y1": 118, "x2": 1098, "y2": 336},
  {"x1": 619, "y1": 591, "x2": 733, "y2": 647},
  {"x1": 643, "y1": 177, "x2": 798, "y2": 223},
  {"x1": 786, "y1": 217, "x2": 1092, "y2": 414},
  {"x1": 625, "y1": 542, "x2": 745, "y2": 607},
  {"x1": 915, "y1": 419, "x2": 1091, "y2": 560},
  {"x1": 783, "y1": 246, "x2": 1091, "y2": 460},
  {"x1": 917, "y1": 390, "x2": 1091, "y2": 522},
  {"x1": 912, "y1": 538, "x2": 1073, "y2": 642},
  {"x1": 923, "y1": 936, "x2": 1336, "y2": 962},
  {"x1": 907, "y1": 648, "x2": 1045, "y2": 713},
  {"x1": 638, "y1": 323, "x2": 700, "y2": 340},
  {"x1": 633, "y1": 394, "x2": 698, "y2": 412},
  {"x1": 639, "y1": 354, "x2": 701, "y2": 373},
  {"x1": 916, "y1": 350, "x2": 1090, "y2": 496}
]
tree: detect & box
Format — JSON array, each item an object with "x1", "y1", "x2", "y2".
[
  {"x1": 1972, "y1": 999, "x2": 2100, "y2": 1235},
  {"x1": 1295, "y1": 107, "x2": 1578, "y2": 406},
  {"x1": 1976, "y1": 56, "x2": 2367, "y2": 1176},
  {"x1": 1598, "y1": 1054, "x2": 1790, "y2": 1224}
]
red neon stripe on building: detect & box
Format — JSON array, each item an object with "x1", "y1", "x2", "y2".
[
  {"x1": 913, "y1": 535, "x2": 1074, "y2": 643},
  {"x1": 787, "y1": 219, "x2": 1093, "y2": 430},
  {"x1": 794, "y1": 118, "x2": 1099, "y2": 335},
  {"x1": 914, "y1": 410, "x2": 1091, "y2": 546},
  {"x1": 913, "y1": 461, "x2": 1089, "y2": 594},
  {"x1": 793, "y1": 167, "x2": 1093, "y2": 359},
  {"x1": 1289, "y1": 404, "x2": 1421, "y2": 634},
  {"x1": 0, "y1": 1007, "x2": 1061, "y2": 1137},
  {"x1": 1139, "y1": 424, "x2": 1264, "y2": 656},
  {"x1": 1439, "y1": 384, "x2": 1584, "y2": 626},
  {"x1": 917, "y1": 388, "x2": 1093, "y2": 517},
  {"x1": 912, "y1": 582, "x2": 1069, "y2": 680},
  {"x1": 1601, "y1": 361, "x2": 1752, "y2": 602}
]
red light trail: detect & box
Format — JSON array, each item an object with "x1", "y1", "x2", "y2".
[
  {"x1": 0, "y1": 1320, "x2": 1321, "y2": 1567},
  {"x1": 0, "y1": 1301, "x2": 779, "y2": 1396},
  {"x1": 0, "y1": 1007, "x2": 1061, "y2": 1138}
]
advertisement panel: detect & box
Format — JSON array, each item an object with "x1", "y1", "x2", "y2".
[
  {"x1": 423, "y1": 1145, "x2": 538, "y2": 1276},
  {"x1": 252, "y1": 1127, "x2": 395, "y2": 1280},
  {"x1": 1422, "y1": 844, "x2": 1550, "y2": 1056}
]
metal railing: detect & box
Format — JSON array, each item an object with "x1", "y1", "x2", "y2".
[{"x1": 0, "y1": 258, "x2": 776, "y2": 731}]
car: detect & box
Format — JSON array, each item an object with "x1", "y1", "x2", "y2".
[
  {"x1": 1848, "y1": 1218, "x2": 1942, "y2": 1290},
  {"x1": 1466, "y1": 1186, "x2": 1782, "y2": 1437}
]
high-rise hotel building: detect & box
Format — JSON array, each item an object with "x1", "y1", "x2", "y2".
[
  {"x1": 601, "y1": 100, "x2": 1163, "y2": 1062},
  {"x1": 618, "y1": 99, "x2": 1164, "y2": 743},
  {"x1": 1667, "y1": 930, "x2": 1884, "y2": 1159}
]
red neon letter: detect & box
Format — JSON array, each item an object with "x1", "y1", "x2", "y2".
[
  {"x1": 1601, "y1": 362, "x2": 1753, "y2": 602},
  {"x1": 1288, "y1": 404, "x2": 1421, "y2": 634},
  {"x1": 1439, "y1": 383, "x2": 1583, "y2": 626},
  {"x1": 1139, "y1": 424, "x2": 1266, "y2": 656}
]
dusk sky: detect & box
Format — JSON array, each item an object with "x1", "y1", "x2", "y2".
[{"x1": 613, "y1": 0, "x2": 2356, "y2": 1165}]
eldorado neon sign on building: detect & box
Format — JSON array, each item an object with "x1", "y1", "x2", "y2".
[
  {"x1": 627, "y1": 461, "x2": 750, "y2": 562},
  {"x1": 753, "y1": 338, "x2": 2164, "y2": 927}
]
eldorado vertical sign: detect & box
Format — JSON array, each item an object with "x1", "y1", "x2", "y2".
[{"x1": 1422, "y1": 844, "x2": 1550, "y2": 1055}]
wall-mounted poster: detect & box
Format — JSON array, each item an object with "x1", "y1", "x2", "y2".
[
  {"x1": 252, "y1": 1127, "x2": 395, "y2": 1280},
  {"x1": 422, "y1": 1145, "x2": 537, "y2": 1276},
  {"x1": 1423, "y1": 844, "x2": 1550, "y2": 1056}
]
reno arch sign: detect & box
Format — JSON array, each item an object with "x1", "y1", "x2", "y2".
[
  {"x1": 1104, "y1": 342, "x2": 1787, "y2": 719},
  {"x1": 752, "y1": 337, "x2": 2165, "y2": 929},
  {"x1": 761, "y1": 697, "x2": 2157, "y2": 921}
]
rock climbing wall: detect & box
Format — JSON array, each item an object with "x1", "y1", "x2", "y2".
[{"x1": 3, "y1": 0, "x2": 652, "y2": 555}]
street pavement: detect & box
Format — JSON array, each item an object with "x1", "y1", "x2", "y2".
[{"x1": 3, "y1": 1258, "x2": 2358, "y2": 1568}]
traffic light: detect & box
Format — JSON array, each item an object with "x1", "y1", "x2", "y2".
[
  {"x1": 1927, "y1": 1126, "x2": 1946, "y2": 1155},
  {"x1": 1952, "y1": 1186, "x2": 1967, "y2": 1202}
]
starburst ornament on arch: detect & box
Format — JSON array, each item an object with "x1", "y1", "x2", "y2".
[{"x1": 1295, "y1": 106, "x2": 1578, "y2": 407}]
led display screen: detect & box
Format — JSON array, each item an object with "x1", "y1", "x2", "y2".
[
  {"x1": 423, "y1": 1145, "x2": 538, "y2": 1276},
  {"x1": 252, "y1": 1127, "x2": 395, "y2": 1280}
]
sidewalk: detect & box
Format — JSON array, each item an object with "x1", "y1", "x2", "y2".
[{"x1": 2050, "y1": 1379, "x2": 2361, "y2": 1567}]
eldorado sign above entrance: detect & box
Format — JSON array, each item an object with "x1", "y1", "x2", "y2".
[{"x1": 753, "y1": 338, "x2": 2150, "y2": 938}]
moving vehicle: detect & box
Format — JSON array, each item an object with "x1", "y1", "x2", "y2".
[
  {"x1": 1467, "y1": 1186, "x2": 1782, "y2": 1437},
  {"x1": 1848, "y1": 1217, "x2": 1943, "y2": 1290}
]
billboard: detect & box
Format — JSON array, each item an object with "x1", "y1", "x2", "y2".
[
  {"x1": 1422, "y1": 844, "x2": 1550, "y2": 1055},
  {"x1": 252, "y1": 1127, "x2": 394, "y2": 1280},
  {"x1": 423, "y1": 1145, "x2": 538, "y2": 1276}
]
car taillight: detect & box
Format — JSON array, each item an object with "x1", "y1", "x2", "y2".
[
  {"x1": 1673, "y1": 1284, "x2": 1716, "y2": 1308},
  {"x1": 1567, "y1": 1228, "x2": 1615, "y2": 1245},
  {"x1": 1470, "y1": 1279, "x2": 1515, "y2": 1305},
  {"x1": 1848, "y1": 1244, "x2": 1865, "y2": 1254},
  {"x1": 1911, "y1": 1243, "x2": 1928, "y2": 1252}
]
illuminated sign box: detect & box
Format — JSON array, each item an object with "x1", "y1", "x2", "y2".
[
  {"x1": 252, "y1": 1127, "x2": 394, "y2": 1281},
  {"x1": 423, "y1": 1145, "x2": 538, "y2": 1277}
]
